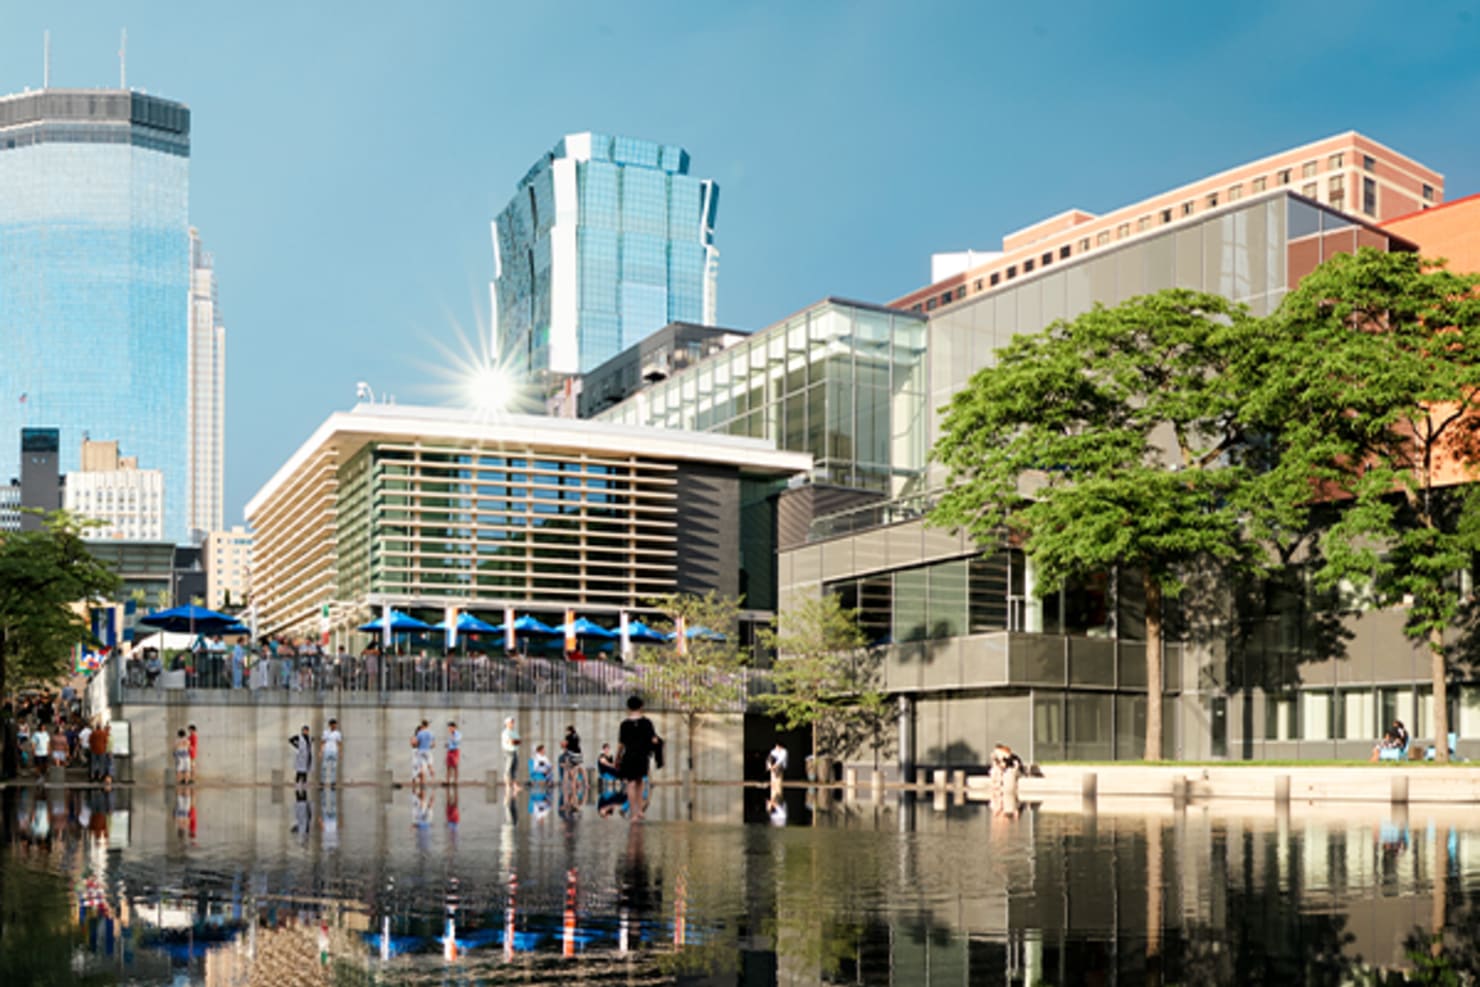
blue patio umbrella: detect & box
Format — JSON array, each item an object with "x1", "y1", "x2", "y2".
[
  {"x1": 433, "y1": 612, "x2": 500, "y2": 635},
  {"x1": 357, "y1": 610, "x2": 433, "y2": 633},
  {"x1": 493, "y1": 614, "x2": 558, "y2": 636},
  {"x1": 624, "y1": 619, "x2": 667, "y2": 643},
  {"x1": 139, "y1": 604, "x2": 239, "y2": 635},
  {"x1": 554, "y1": 616, "x2": 616, "y2": 638}
]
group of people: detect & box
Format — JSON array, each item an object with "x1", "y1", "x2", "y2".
[
  {"x1": 1371, "y1": 718, "x2": 1411, "y2": 761},
  {"x1": 2, "y1": 692, "x2": 117, "y2": 785}
]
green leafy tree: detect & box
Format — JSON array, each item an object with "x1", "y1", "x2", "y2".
[
  {"x1": 757, "y1": 592, "x2": 883, "y2": 765},
  {"x1": 1252, "y1": 249, "x2": 1480, "y2": 763},
  {"x1": 932, "y1": 290, "x2": 1265, "y2": 760},
  {"x1": 0, "y1": 511, "x2": 120, "y2": 696},
  {"x1": 641, "y1": 591, "x2": 747, "y2": 785}
]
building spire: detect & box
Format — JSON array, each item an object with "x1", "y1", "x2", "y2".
[
  {"x1": 119, "y1": 29, "x2": 127, "y2": 90},
  {"x1": 42, "y1": 29, "x2": 50, "y2": 88}
]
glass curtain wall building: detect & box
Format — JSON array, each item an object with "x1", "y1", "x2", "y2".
[
  {"x1": 597, "y1": 299, "x2": 928, "y2": 499},
  {"x1": 492, "y1": 133, "x2": 720, "y2": 383},
  {"x1": 0, "y1": 89, "x2": 191, "y2": 540},
  {"x1": 598, "y1": 190, "x2": 1451, "y2": 764}
]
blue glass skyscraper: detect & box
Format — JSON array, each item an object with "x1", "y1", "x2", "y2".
[
  {"x1": 492, "y1": 133, "x2": 719, "y2": 382},
  {"x1": 0, "y1": 89, "x2": 191, "y2": 540}
]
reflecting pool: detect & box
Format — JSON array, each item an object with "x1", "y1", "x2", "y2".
[{"x1": 4, "y1": 782, "x2": 1479, "y2": 985}]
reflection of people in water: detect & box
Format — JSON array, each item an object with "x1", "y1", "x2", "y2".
[
  {"x1": 616, "y1": 821, "x2": 659, "y2": 954},
  {"x1": 767, "y1": 796, "x2": 788, "y2": 826},
  {"x1": 293, "y1": 788, "x2": 313, "y2": 843},
  {"x1": 598, "y1": 787, "x2": 628, "y2": 818},
  {"x1": 528, "y1": 787, "x2": 552, "y2": 823},
  {"x1": 412, "y1": 789, "x2": 433, "y2": 852},
  {"x1": 322, "y1": 787, "x2": 340, "y2": 851},
  {"x1": 990, "y1": 743, "x2": 1023, "y2": 818}
]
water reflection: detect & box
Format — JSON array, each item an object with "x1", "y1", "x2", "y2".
[{"x1": 2, "y1": 783, "x2": 1479, "y2": 984}]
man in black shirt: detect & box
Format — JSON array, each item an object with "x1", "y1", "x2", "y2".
[{"x1": 616, "y1": 696, "x2": 660, "y2": 821}]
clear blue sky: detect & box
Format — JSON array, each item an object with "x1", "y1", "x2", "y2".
[{"x1": 3, "y1": 1, "x2": 1478, "y2": 524}]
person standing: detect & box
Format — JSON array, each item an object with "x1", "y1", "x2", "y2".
[
  {"x1": 615, "y1": 696, "x2": 660, "y2": 821},
  {"x1": 501, "y1": 716, "x2": 522, "y2": 792},
  {"x1": 78, "y1": 721, "x2": 93, "y2": 777},
  {"x1": 766, "y1": 741, "x2": 788, "y2": 802},
  {"x1": 290, "y1": 724, "x2": 313, "y2": 785},
  {"x1": 445, "y1": 722, "x2": 462, "y2": 787},
  {"x1": 31, "y1": 722, "x2": 51, "y2": 782},
  {"x1": 187, "y1": 725, "x2": 199, "y2": 785},
  {"x1": 414, "y1": 720, "x2": 435, "y2": 788},
  {"x1": 173, "y1": 729, "x2": 191, "y2": 786},
  {"x1": 321, "y1": 718, "x2": 343, "y2": 787},
  {"x1": 91, "y1": 721, "x2": 111, "y2": 784}
]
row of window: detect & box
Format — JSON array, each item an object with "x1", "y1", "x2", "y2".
[{"x1": 915, "y1": 150, "x2": 1436, "y2": 314}]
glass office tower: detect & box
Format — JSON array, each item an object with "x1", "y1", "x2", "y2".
[
  {"x1": 0, "y1": 89, "x2": 191, "y2": 540},
  {"x1": 492, "y1": 133, "x2": 719, "y2": 383}
]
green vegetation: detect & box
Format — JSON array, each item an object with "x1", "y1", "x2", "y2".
[
  {"x1": 0, "y1": 510, "x2": 119, "y2": 696},
  {"x1": 757, "y1": 592, "x2": 888, "y2": 766}
]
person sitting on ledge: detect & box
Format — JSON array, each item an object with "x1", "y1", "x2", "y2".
[{"x1": 1371, "y1": 725, "x2": 1406, "y2": 762}]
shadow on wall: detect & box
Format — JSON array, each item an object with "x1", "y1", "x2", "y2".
[{"x1": 922, "y1": 740, "x2": 981, "y2": 770}]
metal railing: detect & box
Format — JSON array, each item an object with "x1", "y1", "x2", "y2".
[{"x1": 114, "y1": 653, "x2": 768, "y2": 711}]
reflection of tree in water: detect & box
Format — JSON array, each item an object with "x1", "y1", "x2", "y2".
[
  {"x1": 1168, "y1": 886, "x2": 1360, "y2": 985},
  {"x1": 0, "y1": 860, "x2": 113, "y2": 987},
  {"x1": 1403, "y1": 894, "x2": 1480, "y2": 985}
]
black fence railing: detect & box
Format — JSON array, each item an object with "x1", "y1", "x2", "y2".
[{"x1": 116, "y1": 654, "x2": 767, "y2": 711}]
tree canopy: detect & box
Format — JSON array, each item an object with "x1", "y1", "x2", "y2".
[
  {"x1": 932, "y1": 289, "x2": 1282, "y2": 760},
  {"x1": 757, "y1": 592, "x2": 882, "y2": 763},
  {"x1": 1252, "y1": 248, "x2": 1480, "y2": 761},
  {"x1": 0, "y1": 511, "x2": 120, "y2": 695}
]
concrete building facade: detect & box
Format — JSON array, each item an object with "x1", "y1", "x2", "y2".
[
  {"x1": 187, "y1": 229, "x2": 226, "y2": 545},
  {"x1": 64, "y1": 438, "x2": 165, "y2": 541},
  {"x1": 245, "y1": 403, "x2": 808, "y2": 642},
  {"x1": 205, "y1": 525, "x2": 252, "y2": 610}
]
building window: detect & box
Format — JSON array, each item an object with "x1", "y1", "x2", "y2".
[
  {"x1": 1302, "y1": 161, "x2": 1317, "y2": 178},
  {"x1": 954, "y1": 286, "x2": 966, "y2": 300},
  {"x1": 973, "y1": 279, "x2": 983, "y2": 292},
  {"x1": 1228, "y1": 185, "x2": 1242, "y2": 201},
  {"x1": 1160, "y1": 208, "x2": 1172, "y2": 223},
  {"x1": 925, "y1": 298, "x2": 936, "y2": 311},
  {"x1": 1329, "y1": 190, "x2": 1345, "y2": 210},
  {"x1": 1423, "y1": 183, "x2": 1435, "y2": 202},
  {"x1": 1206, "y1": 192, "x2": 1219, "y2": 208},
  {"x1": 1059, "y1": 245, "x2": 1071, "y2": 260},
  {"x1": 1278, "y1": 169, "x2": 1291, "y2": 185},
  {"x1": 1363, "y1": 154, "x2": 1376, "y2": 172},
  {"x1": 1302, "y1": 182, "x2": 1318, "y2": 197},
  {"x1": 1252, "y1": 176, "x2": 1267, "y2": 192},
  {"x1": 1078, "y1": 237, "x2": 1090, "y2": 252},
  {"x1": 1362, "y1": 176, "x2": 1377, "y2": 215},
  {"x1": 1116, "y1": 222, "x2": 1130, "y2": 239},
  {"x1": 940, "y1": 291, "x2": 954, "y2": 306},
  {"x1": 1023, "y1": 258, "x2": 1035, "y2": 273},
  {"x1": 1328, "y1": 152, "x2": 1344, "y2": 170},
  {"x1": 1042, "y1": 251, "x2": 1053, "y2": 266},
  {"x1": 1329, "y1": 174, "x2": 1344, "y2": 193},
  {"x1": 990, "y1": 271, "x2": 1001, "y2": 286},
  {"x1": 1006, "y1": 265, "x2": 1017, "y2": 279},
  {"x1": 911, "y1": 304, "x2": 923, "y2": 313},
  {"x1": 1181, "y1": 201, "x2": 1194, "y2": 216}
]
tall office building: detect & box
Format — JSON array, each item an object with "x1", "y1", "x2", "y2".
[
  {"x1": 0, "y1": 88, "x2": 191, "y2": 540},
  {"x1": 188, "y1": 229, "x2": 225, "y2": 543},
  {"x1": 491, "y1": 133, "x2": 720, "y2": 384},
  {"x1": 64, "y1": 438, "x2": 165, "y2": 541}
]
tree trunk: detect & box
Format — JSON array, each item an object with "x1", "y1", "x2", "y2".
[
  {"x1": 1431, "y1": 627, "x2": 1449, "y2": 765},
  {"x1": 1144, "y1": 573, "x2": 1164, "y2": 762}
]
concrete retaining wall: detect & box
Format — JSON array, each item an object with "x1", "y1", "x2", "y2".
[
  {"x1": 965, "y1": 764, "x2": 1480, "y2": 804},
  {"x1": 113, "y1": 692, "x2": 742, "y2": 786}
]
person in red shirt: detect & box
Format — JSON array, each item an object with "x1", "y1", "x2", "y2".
[{"x1": 187, "y1": 724, "x2": 199, "y2": 785}]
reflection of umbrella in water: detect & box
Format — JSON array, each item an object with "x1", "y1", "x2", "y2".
[
  {"x1": 139, "y1": 604, "x2": 239, "y2": 636},
  {"x1": 624, "y1": 619, "x2": 667, "y2": 643},
  {"x1": 357, "y1": 610, "x2": 434, "y2": 633}
]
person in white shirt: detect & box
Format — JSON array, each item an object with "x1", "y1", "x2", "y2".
[
  {"x1": 31, "y1": 726, "x2": 50, "y2": 782},
  {"x1": 767, "y1": 742, "x2": 788, "y2": 802},
  {"x1": 320, "y1": 719, "x2": 343, "y2": 787}
]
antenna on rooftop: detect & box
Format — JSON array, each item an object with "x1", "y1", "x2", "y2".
[
  {"x1": 43, "y1": 30, "x2": 50, "y2": 89},
  {"x1": 119, "y1": 29, "x2": 127, "y2": 90}
]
